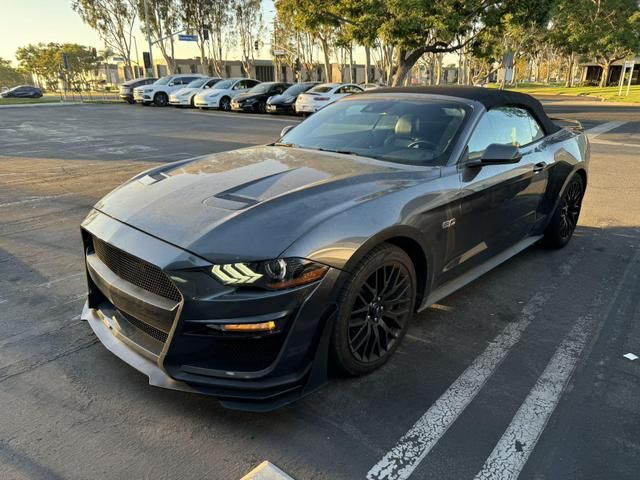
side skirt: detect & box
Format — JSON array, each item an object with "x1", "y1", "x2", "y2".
[{"x1": 419, "y1": 235, "x2": 543, "y2": 312}]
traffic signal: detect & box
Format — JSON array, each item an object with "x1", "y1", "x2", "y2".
[
  {"x1": 143, "y1": 52, "x2": 151, "y2": 69},
  {"x1": 254, "y1": 40, "x2": 259, "y2": 51},
  {"x1": 91, "y1": 47, "x2": 97, "y2": 57},
  {"x1": 202, "y1": 25, "x2": 210, "y2": 41},
  {"x1": 62, "y1": 53, "x2": 70, "y2": 70}
]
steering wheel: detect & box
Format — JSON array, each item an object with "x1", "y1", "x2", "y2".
[{"x1": 408, "y1": 140, "x2": 436, "y2": 149}]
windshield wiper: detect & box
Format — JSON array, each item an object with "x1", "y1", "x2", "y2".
[
  {"x1": 272, "y1": 142, "x2": 298, "y2": 148},
  {"x1": 313, "y1": 147, "x2": 360, "y2": 156}
]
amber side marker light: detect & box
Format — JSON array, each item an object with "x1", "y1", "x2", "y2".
[{"x1": 221, "y1": 321, "x2": 277, "y2": 332}]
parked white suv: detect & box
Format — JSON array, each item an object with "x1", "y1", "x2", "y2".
[
  {"x1": 133, "y1": 74, "x2": 207, "y2": 106},
  {"x1": 193, "y1": 78, "x2": 261, "y2": 111}
]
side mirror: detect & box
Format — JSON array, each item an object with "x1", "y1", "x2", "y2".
[
  {"x1": 280, "y1": 125, "x2": 295, "y2": 138},
  {"x1": 466, "y1": 143, "x2": 522, "y2": 167}
]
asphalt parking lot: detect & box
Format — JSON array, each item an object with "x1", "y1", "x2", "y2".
[{"x1": 1, "y1": 101, "x2": 639, "y2": 480}]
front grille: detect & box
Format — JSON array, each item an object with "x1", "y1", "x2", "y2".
[
  {"x1": 121, "y1": 311, "x2": 169, "y2": 343},
  {"x1": 92, "y1": 236, "x2": 182, "y2": 302}
]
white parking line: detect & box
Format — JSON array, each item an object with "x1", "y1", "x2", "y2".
[
  {"x1": 585, "y1": 120, "x2": 626, "y2": 139},
  {"x1": 367, "y1": 251, "x2": 583, "y2": 480},
  {"x1": 472, "y1": 314, "x2": 594, "y2": 480},
  {"x1": 240, "y1": 461, "x2": 295, "y2": 480},
  {"x1": 366, "y1": 292, "x2": 550, "y2": 480},
  {"x1": 473, "y1": 246, "x2": 638, "y2": 480}
]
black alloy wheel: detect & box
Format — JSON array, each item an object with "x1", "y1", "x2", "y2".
[
  {"x1": 154, "y1": 92, "x2": 168, "y2": 107},
  {"x1": 542, "y1": 175, "x2": 584, "y2": 249},
  {"x1": 257, "y1": 101, "x2": 267, "y2": 113},
  {"x1": 219, "y1": 96, "x2": 231, "y2": 111},
  {"x1": 331, "y1": 244, "x2": 416, "y2": 375}
]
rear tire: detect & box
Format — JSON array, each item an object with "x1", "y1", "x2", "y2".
[
  {"x1": 154, "y1": 92, "x2": 168, "y2": 107},
  {"x1": 541, "y1": 175, "x2": 584, "y2": 249},
  {"x1": 256, "y1": 101, "x2": 267, "y2": 113},
  {"x1": 330, "y1": 244, "x2": 416, "y2": 376}
]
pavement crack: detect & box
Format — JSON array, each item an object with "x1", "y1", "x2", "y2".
[{"x1": 0, "y1": 338, "x2": 100, "y2": 384}]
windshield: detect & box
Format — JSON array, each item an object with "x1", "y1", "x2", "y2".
[
  {"x1": 212, "y1": 79, "x2": 234, "y2": 90},
  {"x1": 279, "y1": 97, "x2": 469, "y2": 166},
  {"x1": 154, "y1": 76, "x2": 173, "y2": 86},
  {"x1": 283, "y1": 83, "x2": 315, "y2": 96},
  {"x1": 248, "y1": 83, "x2": 273, "y2": 94},
  {"x1": 186, "y1": 78, "x2": 208, "y2": 88}
]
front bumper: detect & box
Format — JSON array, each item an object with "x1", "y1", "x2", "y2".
[
  {"x1": 231, "y1": 101, "x2": 255, "y2": 112},
  {"x1": 169, "y1": 95, "x2": 192, "y2": 106},
  {"x1": 195, "y1": 97, "x2": 219, "y2": 108},
  {"x1": 266, "y1": 103, "x2": 294, "y2": 114},
  {"x1": 80, "y1": 209, "x2": 341, "y2": 411},
  {"x1": 134, "y1": 91, "x2": 152, "y2": 103}
]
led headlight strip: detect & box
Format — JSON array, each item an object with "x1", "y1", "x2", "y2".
[{"x1": 211, "y1": 263, "x2": 262, "y2": 285}]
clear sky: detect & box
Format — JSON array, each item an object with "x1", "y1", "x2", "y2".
[{"x1": 0, "y1": 0, "x2": 276, "y2": 65}]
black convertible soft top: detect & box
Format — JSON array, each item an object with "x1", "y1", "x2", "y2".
[{"x1": 371, "y1": 86, "x2": 560, "y2": 135}]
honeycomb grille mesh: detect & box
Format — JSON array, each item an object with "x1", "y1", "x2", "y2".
[
  {"x1": 92, "y1": 236, "x2": 181, "y2": 303},
  {"x1": 121, "y1": 311, "x2": 169, "y2": 343}
]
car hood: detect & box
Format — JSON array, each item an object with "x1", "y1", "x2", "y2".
[
  {"x1": 94, "y1": 146, "x2": 440, "y2": 262},
  {"x1": 172, "y1": 87, "x2": 196, "y2": 96},
  {"x1": 234, "y1": 92, "x2": 265, "y2": 102},
  {"x1": 268, "y1": 94, "x2": 295, "y2": 105}
]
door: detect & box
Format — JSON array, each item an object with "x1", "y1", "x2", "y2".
[{"x1": 450, "y1": 107, "x2": 549, "y2": 275}]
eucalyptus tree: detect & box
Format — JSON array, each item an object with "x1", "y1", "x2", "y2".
[
  {"x1": 137, "y1": 0, "x2": 180, "y2": 74},
  {"x1": 72, "y1": 0, "x2": 137, "y2": 78},
  {"x1": 234, "y1": 0, "x2": 264, "y2": 78}
]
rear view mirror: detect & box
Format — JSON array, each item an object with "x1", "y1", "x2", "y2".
[
  {"x1": 467, "y1": 143, "x2": 522, "y2": 167},
  {"x1": 280, "y1": 125, "x2": 295, "y2": 138}
]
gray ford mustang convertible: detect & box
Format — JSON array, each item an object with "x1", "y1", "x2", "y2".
[{"x1": 80, "y1": 86, "x2": 589, "y2": 411}]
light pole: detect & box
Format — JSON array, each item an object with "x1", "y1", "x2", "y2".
[
  {"x1": 133, "y1": 36, "x2": 141, "y2": 78},
  {"x1": 143, "y1": 0, "x2": 155, "y2": 77}
]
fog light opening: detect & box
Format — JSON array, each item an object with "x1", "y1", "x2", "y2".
[{"x1": 220, "y1": 321, "x2": 277, "y2": 332}]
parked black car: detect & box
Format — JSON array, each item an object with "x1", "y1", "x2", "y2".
[
  {"x1": 1, "y1": 85, "x2": 43, "y2": 99},
  {"x1": 80, "y1": 87, "x2": 589, "y2": 411},
  {"x1": 231, "y1": 82, "x2": 291, "y2": 113},
  {"x1": 266, "y1": 82, "x2": 320, "y2": 114},
  {"x1": 119, "y1": 77, "x2": 157, "y2": 104}
]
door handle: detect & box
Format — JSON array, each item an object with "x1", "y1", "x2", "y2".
[{"x1": 533, "y1": 162, "x2": 546, "y2": 173}]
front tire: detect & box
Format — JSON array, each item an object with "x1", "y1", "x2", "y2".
[
  {"x1": 154, "y1": 92, "x2": 168, "y2": 107},
  {"x1": 330, "y1": 244, "x2": 416, "y2": 376},
  {"x1": 219, "y1": 96, "x2": 231, "y2": 111},
  {"x1": 541, "y1": 175, "x2": 584, "y2": 249}
]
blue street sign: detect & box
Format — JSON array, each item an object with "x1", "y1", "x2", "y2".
[{"x1": 178, "y1": 34, "x2": 198, "y2": 42}]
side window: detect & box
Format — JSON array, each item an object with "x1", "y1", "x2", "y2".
[
  {"x1": 247, "y1": 80, "x2": 259, "y2": 88},
  {"x1": 467, "y1": 107, "x2": 543, "y2": 159},
  {"x1": 336, "y1": 86, "x2": 346, "y2": 94},
  {"x1": 233, "y1": 80, "x2": 245, "y2": 90},
  {"x1": 205, "y1": 79, "x2": 218, "y2": 88}
]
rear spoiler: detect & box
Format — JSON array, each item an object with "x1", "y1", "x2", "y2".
[{"x1": 550, "y1": 117, "x2": 583, "y2": 132}]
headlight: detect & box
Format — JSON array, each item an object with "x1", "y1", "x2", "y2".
[
  {"x1": 244, "y1": 98, "x2": 256, "y2": 104},
  {"x1": 143, "y1": 88, "x2": 153, "y2": 93},
  {"x1": 210, "y1": 258, "x2": 328, "y2": 290},
  {"x1": 207, "y1": 92, "x2": 220, "y2": 99},
  {"x1": 284, "y1": 96, "x2": 295, "y2": 104}
]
